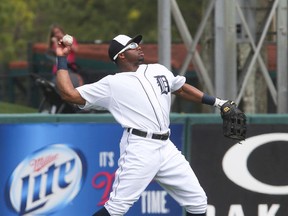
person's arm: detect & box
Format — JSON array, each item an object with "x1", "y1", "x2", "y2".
[
  {"x1": 173, "y1": 83, "x2": 227, "y2": 108},
  {"x1": 173, "y1": 83, "x2": 203, "y2": 102},
  {"x1": 55, "y1": 43, "x2": 85, "y2": 105}
]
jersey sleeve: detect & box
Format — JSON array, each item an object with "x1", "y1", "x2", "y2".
[
  {"x1": 76, "y1": 76, "x2": 111, "y2": 110},
  {"x1": 156, "y1": 64, "x2": 186, "y2": 92},
  {"x1": 171, "y1": 75, "x2": 186, "y2": 92}
]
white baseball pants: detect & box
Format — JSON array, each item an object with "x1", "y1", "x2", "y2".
[{"x1": 104, "y1": 130, "x2": 207, "y2": 215}]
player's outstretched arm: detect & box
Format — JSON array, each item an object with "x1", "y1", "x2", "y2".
[
  {"x1": 173, "y1": 83, "x2": 227, "y2": 108},
  {"x1": 173, "y1": 83, "x2": 204, "y2": 103},
  {"x1": 55, "y1": 39, "x2": 85, "y2": 105}
]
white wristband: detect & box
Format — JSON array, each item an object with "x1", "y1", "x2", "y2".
[{"x1": 214, "y1": 98, "x2": 228, "y2": 109}]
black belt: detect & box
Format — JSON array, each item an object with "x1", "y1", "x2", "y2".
[{"x1": 127, "y1": 128, "x2": 169, "y2": 141}]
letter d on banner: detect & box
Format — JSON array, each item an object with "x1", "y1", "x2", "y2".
[{"x1": 222, "y1": 133, "x2": 288, "y2": 195}]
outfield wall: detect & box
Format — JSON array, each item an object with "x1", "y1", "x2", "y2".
[{"x1": 0, "y1": 113, "x2": 287, "y2": 216}]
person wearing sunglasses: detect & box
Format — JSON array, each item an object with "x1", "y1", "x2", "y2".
[
  {"x1": 112, "y1": 41, "x2": 139, "y2": 61},
  {"x1": 55, "y1": 34, "x2": 230, "y2": 216}
]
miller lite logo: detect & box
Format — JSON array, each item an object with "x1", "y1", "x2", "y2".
[{"x1": 7, "y1": 144, "x2": 86, "y2": 215}]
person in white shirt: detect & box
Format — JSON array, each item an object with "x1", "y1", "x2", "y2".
[{"x1": 55, "y1": 34, "x2": 228, "y2": 216}]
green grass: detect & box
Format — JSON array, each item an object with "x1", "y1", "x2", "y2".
[{"x1": 0, "y1": 102, "x2": 37, "y2": 113}]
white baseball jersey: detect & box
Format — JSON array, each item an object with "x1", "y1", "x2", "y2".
[
  {"x1": 76, "y1": 63, "x2": 185, "y2": 133},
  {"x1": 77, "y1": 63, "x2": 207, "y2": 215}
]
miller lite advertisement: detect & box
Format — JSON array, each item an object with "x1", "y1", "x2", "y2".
[
  {"x1": 0, "y1": 123, "x2": 183, "y2": 216},
  {"x1": 190, "y1": 124, "x2": 288, "y2": 216}
]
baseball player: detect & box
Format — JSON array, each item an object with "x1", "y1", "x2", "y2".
[{"x1": 55, "y1": 34, "x2": 229, "y2": 216}]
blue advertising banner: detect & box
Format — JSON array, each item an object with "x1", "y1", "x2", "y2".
[{"x1": 0, "y1": 123, "x2": 183, "y2": 216}]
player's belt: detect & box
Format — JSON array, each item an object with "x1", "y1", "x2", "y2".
[{"x1": 127, "y1": 128, "x2": 169, "y2": 141}]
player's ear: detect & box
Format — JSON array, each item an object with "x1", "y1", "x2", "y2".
[{"x1": 118, "y1": 53, "x2": 125, "y2": 61}]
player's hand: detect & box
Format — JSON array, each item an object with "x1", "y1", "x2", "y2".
[{"x1": 55, "y1": 40, "x2": 72, "y2": 57}]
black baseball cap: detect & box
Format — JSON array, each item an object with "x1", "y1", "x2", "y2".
[{"x1": 108, "y1": 34, "x2": 142, "y2": 62}]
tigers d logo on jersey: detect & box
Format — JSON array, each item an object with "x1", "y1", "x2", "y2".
[{"x1": 154, "y1": 75, "x2": 170, "y2": 94}]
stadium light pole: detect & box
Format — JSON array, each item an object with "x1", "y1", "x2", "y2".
[
  {"x1": 277, "y1": 0, "x2": 288, "y2": 113},
  {"x1": 158, "y1": 0, "x2": 171, "y2": 70}
]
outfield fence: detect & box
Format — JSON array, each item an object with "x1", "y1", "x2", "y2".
[{"x1": 0, "y1": 113, "x2": 287, "y2": 215}]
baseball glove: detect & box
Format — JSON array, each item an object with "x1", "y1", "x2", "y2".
[{"x1": 220, "y1": 100, "x2": 247, "y2": 141}]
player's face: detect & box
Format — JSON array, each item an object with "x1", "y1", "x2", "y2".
[{"x1": 124, "y1": 44, "x2": 144, "y2": 64}]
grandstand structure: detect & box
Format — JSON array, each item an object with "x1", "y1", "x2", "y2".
[{"x1": 158, "y1": 0, "x2": 287, "y2": 113}]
